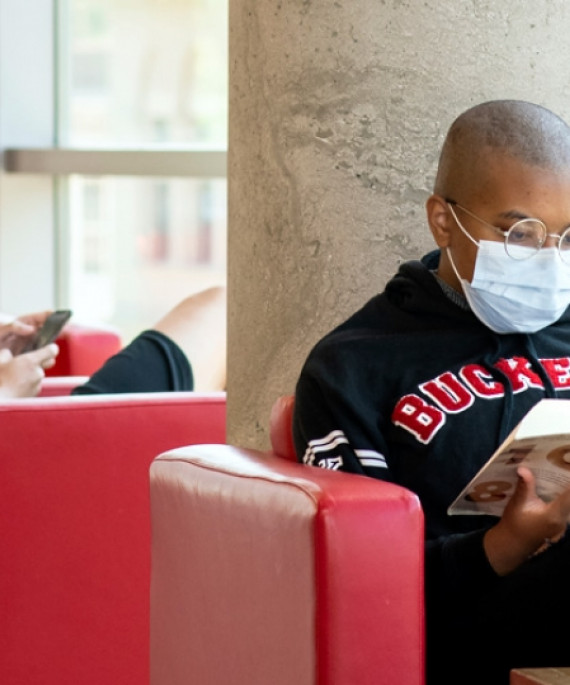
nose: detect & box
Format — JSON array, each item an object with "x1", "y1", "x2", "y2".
[{"x1": 544, "y1": 233, "x2": 562, "y2": 248}]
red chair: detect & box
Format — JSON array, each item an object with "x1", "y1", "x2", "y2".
[
  {"x1": 45, "y1": 322, "x2": 122, "y2": 377},
  {"x1": 0, "y1": 391, "x2": 226, "y2": 685},
  {"x1": 149, "y1": 395, "x2": 425, "y2": 685},
  {"x1": 268, "y1": 393, "x2": 296, "y2": 460}
]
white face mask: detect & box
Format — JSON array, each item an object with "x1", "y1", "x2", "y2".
[{"x1": 446, "y1": 239, "x2": 570, "y2": 335}]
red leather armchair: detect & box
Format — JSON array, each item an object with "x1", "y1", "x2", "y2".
[
  {"x1": 149, "y1": 396, "x2": 425, "y2": 685},
  {"x1": 0, "y1": 391, "x2": 226, "y2": 685}
]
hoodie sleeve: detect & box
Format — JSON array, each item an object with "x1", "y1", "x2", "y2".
[
  {"x1": 426, "y1": 530, "x2": 499, "y2": 600},
  {"x1": 293, "y1": 368, "x2": 393, "y2": 479}
]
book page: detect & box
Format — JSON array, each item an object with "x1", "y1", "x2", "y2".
[
  {"x1": 448, "y1": 399, "x2": 570, "y2": 517},
  {"x1": 515, "y1": 398, "x2": 570, "y2": 438}
]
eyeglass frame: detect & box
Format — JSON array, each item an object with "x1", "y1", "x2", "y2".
[{"x1": 444, "y1": 197, "x2": 570, "y2": 262}]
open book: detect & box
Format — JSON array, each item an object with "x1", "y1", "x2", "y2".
[{"x1": 448, "y1": 398, "x2": 570, "y2": 517}]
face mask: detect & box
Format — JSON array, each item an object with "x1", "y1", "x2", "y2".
[{"x1": 447, "y1": 241, "x2": 570, "y2": 334}]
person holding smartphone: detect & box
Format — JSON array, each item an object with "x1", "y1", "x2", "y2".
[
  {"x1": 0, "y1": 285, "x2": 226, "y2": 399},
  {"x1": 0, "y1": 310, "x2": 59, "y2": 398}
]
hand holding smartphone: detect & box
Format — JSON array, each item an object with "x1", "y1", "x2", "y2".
[{"x1": 16, "y1": 309, "x2": 72, "y2": 355}]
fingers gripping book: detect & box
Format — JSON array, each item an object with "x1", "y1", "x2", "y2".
[{"x1": 448, "y1": 399, "x2": 570, "y2": 517}]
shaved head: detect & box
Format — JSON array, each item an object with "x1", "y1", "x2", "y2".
[{"x1": 434, "y1": 100, "x2": 570, "y2": 200}]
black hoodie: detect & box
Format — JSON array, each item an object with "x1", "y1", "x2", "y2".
[{"x1": 293, "y1": 250, "x2": 570, "y2": 597}]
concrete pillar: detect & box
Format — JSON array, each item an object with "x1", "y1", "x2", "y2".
[{"x1": 228, "y1": 0, "x2": 570, "y2": 449}]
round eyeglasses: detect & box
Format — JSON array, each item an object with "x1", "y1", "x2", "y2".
[{"x1": 445, "y1": 199, "x2": 570, "y2": 263}]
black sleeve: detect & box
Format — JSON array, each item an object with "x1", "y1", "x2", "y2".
[
  {"x1": 71, "y1": 329, "x2": 193, "y2": 395},
  {"x1": 293, "y1": 369, "x2": 393, "y2": 479}
]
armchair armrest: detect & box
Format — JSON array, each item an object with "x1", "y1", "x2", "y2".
[
  {"x1": 38, "y1": 375, "x2": 89, "y2": 396},
  {"x1": 150, "y1": 444, "x2": 425, "y2": 685}
]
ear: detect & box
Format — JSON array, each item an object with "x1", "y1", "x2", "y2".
[{"x1": 426, "y1": 194, "x2": 453, "y2": 248}]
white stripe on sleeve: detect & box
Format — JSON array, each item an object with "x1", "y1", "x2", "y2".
[
  {"x1": 355, "y1": 449, "x2": 387, "y2": 469},
  {"x1": 302, "y1": 430, "x2": 348, "y2": 465}
]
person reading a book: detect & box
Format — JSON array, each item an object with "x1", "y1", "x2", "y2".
[{"x1": 293, "y1": 99, "x2": 570, "y2": 685}]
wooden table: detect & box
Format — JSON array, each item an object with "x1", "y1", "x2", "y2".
[{"x1": 511, "y1": 668, "x2": 570, "y2": 684}]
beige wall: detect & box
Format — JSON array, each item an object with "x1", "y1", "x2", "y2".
[{"x1": 228, "y1": 0, "x2": 570, "y2": 449}]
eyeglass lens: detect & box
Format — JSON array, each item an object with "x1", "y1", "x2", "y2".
[{"x1": 506, "y1": 220, "x2": 570, "y2": 263}]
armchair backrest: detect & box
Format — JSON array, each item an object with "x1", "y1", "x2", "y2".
[
  {"x1": 46, "y1": 322, "x2": 122, "y2": 376},
  {"x1": 268, "y1": 393, "x2": 296, "y2": 460},
  {"x1": 0, "y1": 391, "x2": 226, "y2": 685},
  {"x1": 150, "y1": 441, "x2": 425, "y2": 685}
]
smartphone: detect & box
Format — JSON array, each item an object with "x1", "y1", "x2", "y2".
[{"x1": 17, "y1": 309, "x2": 72, "y2": 354}]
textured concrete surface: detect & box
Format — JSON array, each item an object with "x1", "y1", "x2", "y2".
[{"x1": 228, "y1": 0, "x2": 570, "y2": 449}]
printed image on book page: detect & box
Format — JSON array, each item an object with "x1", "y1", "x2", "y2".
[{"x1": 448, "y1": 398, "x2": 570, "y2": 516}]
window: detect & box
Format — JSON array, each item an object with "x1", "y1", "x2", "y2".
[
  {"x1": 66, "y1": 0, "x2": 227, "y2": 147},
  {"x1": 0, "y1": 0, "x2": 228, "y2": 343}
]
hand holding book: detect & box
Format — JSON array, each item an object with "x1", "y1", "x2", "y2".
[
  {"x1": 448, "y1": 399, "x2": 570, "y2": 517},
  {"x1": 447, "y1": 398, "x2": 570, "y2": 574},
  {"x1": 481, "y1": 464, "x2": 570, "y2": 575}
]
